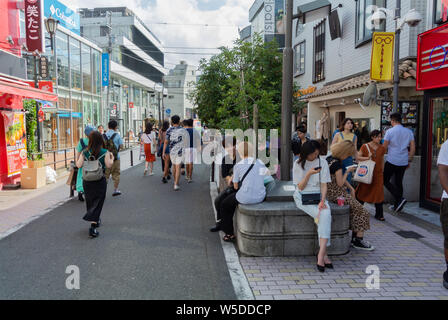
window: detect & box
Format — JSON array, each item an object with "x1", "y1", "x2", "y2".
[
  {"x1": 295, "y1": 17, "x2": 305, "y2": 38},
  {"x1": 355, "y1": 0, "x2": 386, "y2": 47},
  {"x1": 294, "y1": 41, "x2": 305, "y2": 76},
  {"x1": 434, "y1": 0, "x2": 448, "y2": 25},
  {"x1": 313, "y1": 20, "x2": 325, "y2": 83},
  {"x1": 100, "y1": 26, "x2": 109, "y2": 37}
]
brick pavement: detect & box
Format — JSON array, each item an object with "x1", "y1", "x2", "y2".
[{"x1": 240, "y1": 204, "x2": 448, "y2": 300}]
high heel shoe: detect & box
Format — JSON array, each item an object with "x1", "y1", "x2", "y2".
[
  {"x1": 316, "y1": 264, "x2": 325, "y2": 273},
  {"x1": 325, "y1": 263, "x2": 334, "y2": 269}
]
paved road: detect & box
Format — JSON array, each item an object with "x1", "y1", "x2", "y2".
[{"x1": 0, "y1": 161, "x2": 236, "y2": 300}]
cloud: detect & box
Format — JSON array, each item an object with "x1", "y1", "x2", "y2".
[{"x1": 68, "y1": 0, "x2": 254, "y2": 69}]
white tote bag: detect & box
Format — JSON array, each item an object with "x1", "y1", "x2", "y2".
[{"x1": 353, "y1": 144, "x2": 376, "y2": 185}]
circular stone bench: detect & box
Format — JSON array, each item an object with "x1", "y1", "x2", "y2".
[{"x1": 235, "y1": 202, "x2": 351, "y2": 257}]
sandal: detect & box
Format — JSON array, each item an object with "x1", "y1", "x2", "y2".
[
  {"x1": 223, "y1": 234, "x2": 235, "y2": 242},
  {"x1": 375, "y1": 216, "x2": 385, "y2": 221}
]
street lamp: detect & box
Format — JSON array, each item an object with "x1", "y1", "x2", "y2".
[
  {"x1": 44, "y1": 16, "x2": 59, "y2": 54},
  {"x1": 371, "y1": 2, "x2": 422, "y2": 113}
]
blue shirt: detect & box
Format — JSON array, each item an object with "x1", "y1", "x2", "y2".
[
  {"x1": 105, "y1": 129, "x2": 124, "y2": 160},
  {"x1": 384, "y1": 124, "x2": 414, "y2": 166}
]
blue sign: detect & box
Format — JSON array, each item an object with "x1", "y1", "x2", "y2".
[
  {"x1": 165, "y1": 108, "x2": 171, "y2": 115},
  {"x1": 102, "y1": 53, "x2": 110, "y2": 87},
  {"x1": 44, "y1": 0, "x2": 80, "y2": 35},
  {"x1": 57, "y1": 112, "x2": 82, "y2": 118}
]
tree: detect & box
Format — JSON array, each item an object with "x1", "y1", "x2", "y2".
[{"x1": 189, "y1": 34, "x2": 301, "y2": 131}]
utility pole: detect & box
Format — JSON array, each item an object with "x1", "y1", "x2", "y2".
[
  {"x1": 253, "y1": 104, "x2": 259, "y2": 158},
  {"x1": 33, "y1": 54, "x2": 41, "y2": 153},
  {"x1": 106, "y1": 11, "x2": 112, "y2": 122},
  {"x1": 280, "y1": 0, "x2": 294, "y2": 181},
  {"x1": 392, "y1": 0, "x2": 401, "y2": 113}
]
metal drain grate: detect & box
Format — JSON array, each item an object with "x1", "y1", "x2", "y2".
[{"x1": 394, "y1": 231, "x2": 425, "y2": 239}]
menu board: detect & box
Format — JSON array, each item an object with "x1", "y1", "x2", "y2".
[
  {"x1": 3, "y1": 112, "x2": 28, "y2": 177},
  {"x1": 381, "y1": 101, "x2": 419, "y2": 142}
]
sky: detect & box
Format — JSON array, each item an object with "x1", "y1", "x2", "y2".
[{"x1": 68, "y1": 0, "x2": 254, "y2": 71}]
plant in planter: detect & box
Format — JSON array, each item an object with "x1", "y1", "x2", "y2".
[{"x1": 23, "y1": 100, "x2": 44, "y2": 168}]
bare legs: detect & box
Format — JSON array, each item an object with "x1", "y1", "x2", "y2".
[{"x1": 317, "y1": 238, "x2": 332, "y2": 266}]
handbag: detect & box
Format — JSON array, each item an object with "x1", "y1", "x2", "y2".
[
  {"x1": 353, "y1": 144, "x2": 376, "y2": 185},
  {"x1": 301, "y1": 158, "x2": 321, "y2": 205},
  {"x1": 147, "y1": 133, "x2": 157, "y2": 155}
]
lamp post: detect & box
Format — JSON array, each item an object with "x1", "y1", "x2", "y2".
[
  {"x1": 44, "y1": 16, "x2": 59, "y2": 55},
  {"x1": 372, "y1": 2, "x2": 422, "y2": 113}
]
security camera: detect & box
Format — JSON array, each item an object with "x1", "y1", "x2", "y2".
[
  {"x1": 354, "y1": 98, "x2": 361, "y2": 104},
  {"x1": 404, "y1": 9, "x2": 422, "y2": 27},
  {"x1": 371, "y1": 9, "x2": 387, "y2": 26}
]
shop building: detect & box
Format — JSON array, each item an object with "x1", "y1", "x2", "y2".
[
  {"x1": 79, "y1": 7, "x2": 167, "y2": 134},
  {"x1": 247, "y1": 0, "x2": 286, "y2": 46},
  {"x1": 163, "y1": 61, "x2": 198, "y2": 120}
]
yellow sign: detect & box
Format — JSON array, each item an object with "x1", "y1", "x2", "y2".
[
  {"x1": 295, "y1": 86, "x2": 317, "y2": 97},
  {"x1": 370, "y1": 32, "x2": 395, "y2": 82}
]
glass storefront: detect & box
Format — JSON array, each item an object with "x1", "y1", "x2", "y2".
[
  {"x1": 426, "y1": 97, "x2": 448, "y2": 202},
  {"x1": 56, "y1": 31, "x2": 70, "y2": 88}
]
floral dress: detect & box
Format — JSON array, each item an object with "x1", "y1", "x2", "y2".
[{"x1": 326, "y1": 156, "x2": 370, "y2": 232}]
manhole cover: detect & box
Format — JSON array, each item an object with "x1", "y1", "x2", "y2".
[{"x1": 394, "y1": 231, "x2": 424, "y2": 239}]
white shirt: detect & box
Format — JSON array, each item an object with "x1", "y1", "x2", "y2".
[
  {"x1": 437, "y1": 140, "x2": 448, "y2": 199},
  {"x1": 293, "y1": 157, "x2": 331, "y2": 193},
  {"x1": 384, "y1": 124, "x2": 414, "y2": 166},
  {"x1": 141, "y1": 132, "x2": 156, "y2": 145},
  {"x1": 233, "y1": 157, "x2": 268, "y2": 204}
]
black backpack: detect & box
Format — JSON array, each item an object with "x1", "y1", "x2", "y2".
[{"x1": 103, "y1": 133, "x2": 119, "y2": 159}]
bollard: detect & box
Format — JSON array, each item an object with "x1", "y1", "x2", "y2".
[{"x1": 130, "y1": 149, "x2": 134, "y2": 166}]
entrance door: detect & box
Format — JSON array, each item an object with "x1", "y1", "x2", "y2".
[{"x1": 426, "y1": 97, "x2": 448, "y2": 203}]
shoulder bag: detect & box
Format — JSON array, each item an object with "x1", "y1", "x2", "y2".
[
  {"x1": 353, "y1": 144, "x2": 376, "y2": 185},
  {"x1": 301, "y1": 158, "x2": 322, "y2": 205}
]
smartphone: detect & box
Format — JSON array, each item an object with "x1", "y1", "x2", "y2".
[{"x1": 314, "y1": 166, "x2": 322, "y2": 170}]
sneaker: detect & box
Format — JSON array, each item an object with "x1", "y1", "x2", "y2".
[
  {"x1": 388, "y1": 205, "x2": 395, "y2": 211},
  {"x1": 444, "y1": 271, "x2": 448, "y2": 290},
  {"x1": 162, "y1": 177, "x2": 168, "y2": 183},
  {"x1": 210, "y1": 223, "x2": 221, "y2": 232},
  {"x1": 78, "y1": 192, "x2": 84, "y2": 202},
  {"x1": 149, "y1": 172, "x2": 154, "y2": 176},
  {"x1": 174, "y1": 185, "x2": 180, "y2": 191},
  {"x1": 395, "y1": 198, "x2": 407, "y2": 213},
  {"x1": 143, "y1": 169, "x2": 147, "y2": 176},
  {"x1": 351, "y1": 238, "x2": 375, "y2": 251},
  {"x1": 167, "y1": 175, "x2": 171, "y2": 180},
  {"x1": 112, "y1": 190, "x2": 122, "y2": 197}
]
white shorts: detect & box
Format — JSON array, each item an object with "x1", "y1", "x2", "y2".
[{"x1": 184, "y1": 148, "x2": 197, "y2": 164}]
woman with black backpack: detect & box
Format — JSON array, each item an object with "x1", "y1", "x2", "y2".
[{"x1": 76, "y1": 131, "x2": 114, "y2": 238}]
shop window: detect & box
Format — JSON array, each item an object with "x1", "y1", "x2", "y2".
[
  {"x1": 313, "y1": 20, "x2": 326, "y2": 83},
  {"x1": 434, "y1": 0, "x2": 448, "y2": 25},
  {"x1": 42, "y1": 112, "x2": 58, "y2": 152},
  {"x1": 355, "y1": 0, "x2": 386, "y2": 47},
  {"x1": 82, "y1": 44, "x2": 92, "y2": 93},
  {"x1": 56, "y1": 31, "x2": 69, "y2": 88},
  {"x1": 58, "y1": 116, "x2": 72, "y2": 149},
  {"x1": 294, "y1": 41, "x2": 305, "y2": 76},
  {"x1": 70, "y1": 39, "x2": 82, "y2": 91},
  {"x1": 92, "y1": 50, "x2": 101, "y2": 95}
]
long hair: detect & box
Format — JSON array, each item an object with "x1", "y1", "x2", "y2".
[
  {"x1": 144, "y1": 122, "x2": 153, "y2": 134},
  {"x1": 339, "y1": 118, "x2": 354, "y2": 132},
  {"x1": 87, "y1": 131, "x2": 105, "y2": 157},
  {"x1": 299, "y1": 140, "x2": 320, "y2": 170},
  {"x1": 162, "y1": 120, "x2": 170, "y2": 132},
  {"x1": 330, "y1": 140, "x2": 356, "y2": 160}
]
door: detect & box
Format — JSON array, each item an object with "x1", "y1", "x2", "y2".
[{"x1": 426, "y1": 97, "x2": 448, "y2": 204}]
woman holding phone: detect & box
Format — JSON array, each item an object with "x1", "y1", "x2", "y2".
[{"x1": 293, "y1": 140, "x2": 333, "y2": 272}]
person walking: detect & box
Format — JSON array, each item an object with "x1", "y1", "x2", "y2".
[
  {"x1": 159, "y1": 121, "x2": 172, "y2": 183},
  {"x1": 183, "y1": 118, "x2": 199, "y2": 183},
  {"x1": 97, "y1": 125, "x2": 104, "y2": 135},
  {"x1": 293, "y1": 140, "x2": 333, "y2": 272},
  {"x1": 437, "y1": 139, "x2": 448, "y2": 289},
  {"x1": 383, "y1": 113, "x2": 416, "y2": 212},
  {"x1": 356, "y1": 130, "x2": 386, "y2": 221},
  {"x1": 291, "y1": 125, "x2": 309, "y2": 163},
  {"x1": 141, "y1": 122, "x2": 157, "y2": 176},
  {"x1": 162, "y1": 115, "x2": 188, "y2": 191},
  {"x1": 220, "y1": 142, "x2": 268, "y2": 242},
  {"x1": 76, "y1": 131, "x2": 114, "y2": 238},
  {"x1": 75, "y1": 125, "x2": 96, "y2": 202},
  {"x1": 326, "y1": 140, "x2": 374, "y2": 251},
  {"x1": 332, "y1": 118, "x2": 358, "y2": 183},
  {"x1": 103, "y1": 120, "x2": 124, "y2": 197}
]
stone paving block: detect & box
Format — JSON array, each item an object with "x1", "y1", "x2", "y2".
[
  {"x1": 283, "y1": 276, "x2": 302, "y2": 281},
  {"x1": 253, "y1": 290, "x2": 260, "y2": 296},
  {"x1": 337, "y1": 293, "x2": 360, "y2": 298},
  {"x1": 349, "y1": 283, "x2": 367, "y2": 288},
  {"x1": 248, "y1": 277, "x2": 264, "y2": 282},
  {"x1": 343, "y1": 288, "x2": 367, "y2": 293},
  {"x1": 380, "y1": 291, "x2": 402, "y2": 297},
  {"x1": 276, "y1": 280, "x2": 297, "y2": 285},
  {"x1": 330, "y1": 283, "x2": 351, "y2": 288},
  {"x1": 408, "y1": 282, "x2": 428, "y2": 287},
  {"x1": 295, "y1": 294, "x2": 317, "y2": 300},
  {"x1": 438, "y1": 296, "x2": 448, "y2": 300},
  {"x1": 251, "y1": 286, "x2": 269, "y2": 291},
  {"x1": 296, "y1": 280, "x2": 317, "y2": 285},
  {"x1": 282, "y1": 289, "x2": 303, "y2": 295},
  {"x1": 302, "y1": 288, "x2": 324, "y2": 294},
  {"x1": 335, "y1": 279, "x2": 356, "y2": 284},
  {"x1": 260, "y1": 290, "x2": 282, "y2": 295},
  {"x1": 316, "y1": 293, "x2": 339, "y2": 299},
  {"x1": 245, "y1": 270, "x2": 261, "y2": 274},
  {"x1": 331, "y1": 298, "x2": 353, "y2": 300},
  {"x1": 256, "y1": 295, "x2": 273, "y2": 300},
  {"x1": 400, "y1": 291, "x2": 422, "y2": 297},
  {"x1": 268, "y1": 285, "x2": 291, "y2": 290},
  {"x1": 359, "y1": 292, "x2": 382, "y2": 298},
  {"x1": 273, "y1": 295, "x2": 296, "y2": 300}
]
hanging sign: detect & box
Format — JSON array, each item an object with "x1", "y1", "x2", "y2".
[
  {"x1": 3, "y1": 112, "x2": 28, "y2": 177},
  {"x1": 101, "y1": 53, "x2": 110, "y2": 87},
  {"x1": 25, "y1": 0, "x2": 45, "y2": 53},
  {"x1": 370, "y1": 32, "x2": 395, "y2": 82}
]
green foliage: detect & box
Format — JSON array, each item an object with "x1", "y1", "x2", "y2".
[
  {"x1": 188, "y1": 34, "x2": 300, "y2": 131},
  {"x1": 23, "y1": 99, "x2": 42, "y2": 160}
]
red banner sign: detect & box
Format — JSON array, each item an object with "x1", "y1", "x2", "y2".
[
  {"x1": 129, "y1": 102, "x2": 134, "y2": 109},
  {"x1": 25, "y1": 0, "x2": 44, "y2": 53},
  {"x1": 25, "y1": 81, "x2": 54, "y2": 92},
  {"x1": 416, "y1": 24, "x2": 448, "y2": 91}
]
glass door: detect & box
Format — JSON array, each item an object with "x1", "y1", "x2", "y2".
[{"x1": 426, "y1": 97, "x2": 448, "y2": 203}]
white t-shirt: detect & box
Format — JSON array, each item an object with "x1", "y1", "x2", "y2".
[
  {"x1": 293, "y1": 157, "x2": 331, "y2": 193},
  {"x1": 437, "y1": 140, "x2": 448, "y2": 199},
  {"x1": 141, "y1": 132, "x2": 156, "y2": 145},
  {"x1": 233, "y1": 157, "x2": 268, "y2": 204}
]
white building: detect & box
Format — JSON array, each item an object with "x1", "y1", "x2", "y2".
[{"x1": 163, "y1": 61, "x2": 197, "y2": 120}]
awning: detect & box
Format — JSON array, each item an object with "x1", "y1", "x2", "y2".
[{"x1": 0, "y1": 80, "x2": 58, "y2": 102}]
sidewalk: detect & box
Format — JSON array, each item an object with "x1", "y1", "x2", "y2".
[
  {"x1": 237, "y1": 203, "x2": 448, "y2": 300},
  {"x1": 0, "y1": 146, "x2": 143, "y2": 239}
]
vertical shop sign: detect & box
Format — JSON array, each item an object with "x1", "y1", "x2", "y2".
[
  {"x1": 102, "y1": 53, "x2": 110, "y2": 87},
  {"x1": 3, "y1": 112, "x2": 28, "y2": 177},
  {"x1": 25, "y1": 0, "x2": 45, "y2": 53},
  {"x1": 264, "y1": 0, "x2": 275, "y2": 35},
  {"x1": 370, "y1": 32, "x2": 395, "y2": 81}
]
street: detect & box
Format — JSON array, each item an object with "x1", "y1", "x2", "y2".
[{"x1": 0, "y1": 162, "x2": 235, "y2": 300}]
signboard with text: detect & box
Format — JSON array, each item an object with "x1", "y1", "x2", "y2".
[
  {"x1": 370, "y1": 32, "x2": 395, "y2": 82},
  {"x1": 416, "y1": 24, "x2": 448, "y2": 91},
  {"x1": 43, "y1": 0, "x2": 80, "y2": 35},
  {"x1": 3, "y1": 112, "x2": 28, "y2": 177},
  {"x1": 102, "y1": 53, "x2": 110, "y2": 87},
  {"x1": 25, "y1": 0, "x2": 45, "y2": 53}
]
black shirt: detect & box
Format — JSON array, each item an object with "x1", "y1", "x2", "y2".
[
  {"x1": 221, "y1": 155, "x2": 236, "y2": 179},
  {"x1": 291, "y1": 137, "x2": 309, "y2": 156},
  {"x1": 326, "y1": 156, "x2": 343, "y2": 174}
]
